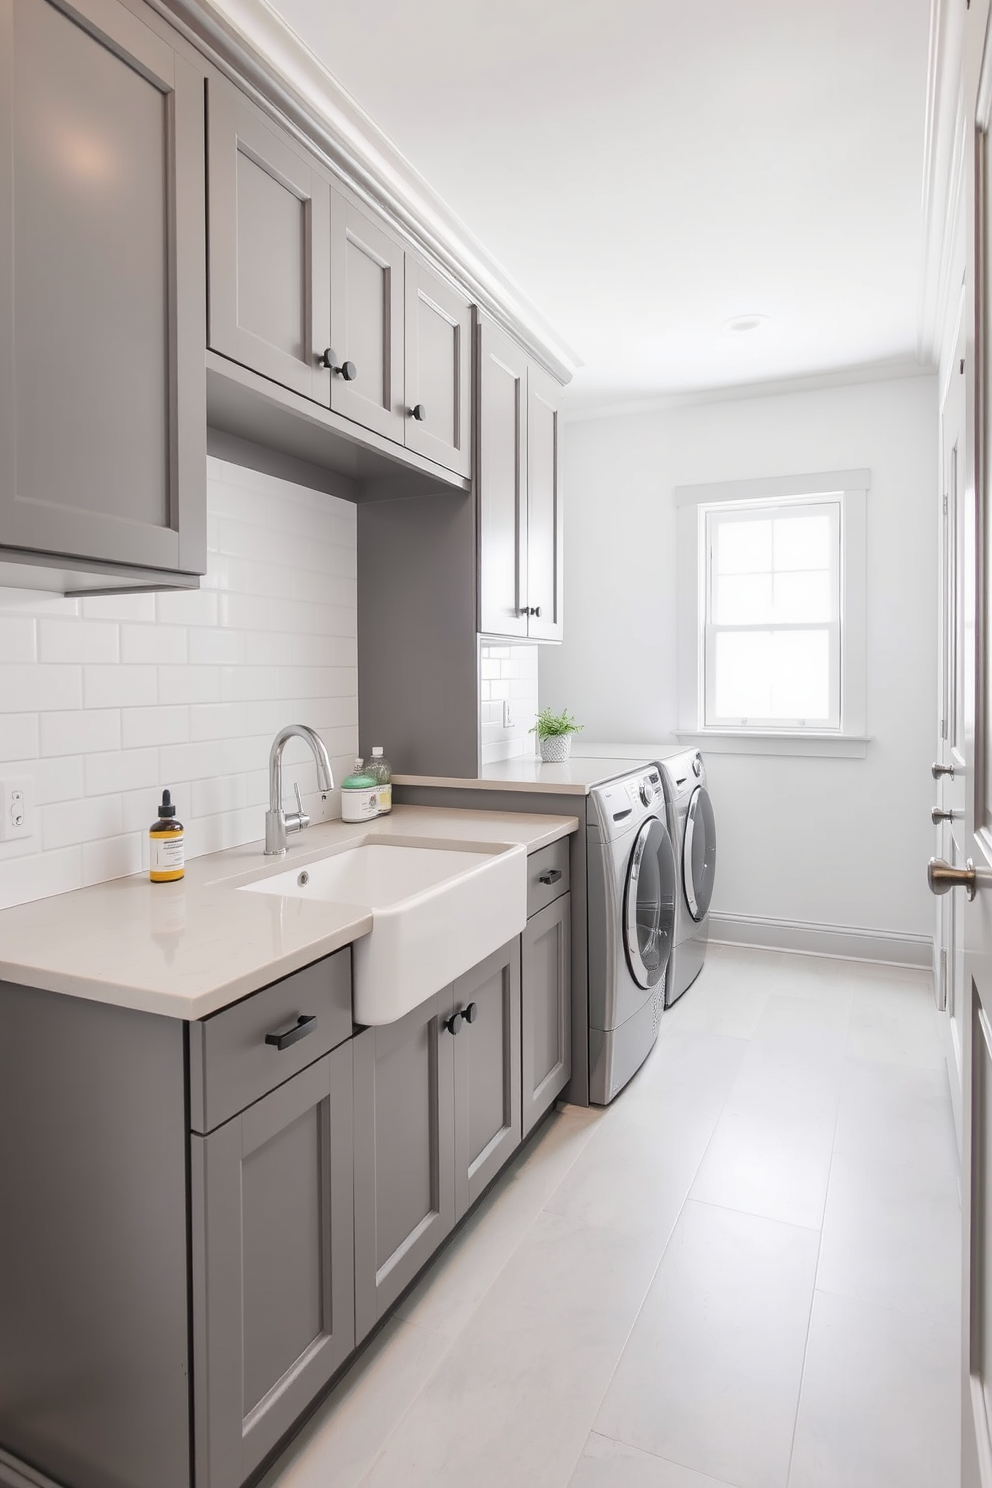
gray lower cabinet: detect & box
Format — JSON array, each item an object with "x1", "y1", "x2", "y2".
[
  {"x1": 191, "y1": 1042, "x2": 355, "y2": 1488},
  {"x1": 452, "y1": 938, "x2": 522, "y2": 1215},
  {"x1": 521, "y1": 893, "x2": 572, "y2": 1137},
  {"x1": 353, "y1": 987, "x2": 456, "y2": 1340},
  {"x1": 0, "y1": 0, "x2": 206, "y2": 585}
]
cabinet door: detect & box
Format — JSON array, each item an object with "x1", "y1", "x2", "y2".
[
  {"x1": 329, "y1": 191, "x2": 405, "y2": 441},
  {"x1": 525, "y1": 364, "x2": 563, "y2": 641},
  {"x1": 207, "y1": 78, "x2": 330, "y2": 405},
  {"x1": 478, "y1": 316, "x2": 528, "y2": 637},
  {"x1": 191, "y1": 1044, "x2": 354, "y2": 1488},
  {"x1": 521, "y1": 895, "x2": 572, "y2": 1138},
  {"x1": 403, "y1": 256, "x2": 472, "y2": 476},
  {"x1": 353, "y1": 990, "x2": 455, "y2": 1340},
  {"x1": 0, "y1": 0, "x2": 206, "y2": 575},
  {"x1": 452, "y1": 938, "x2": 522, "y2": 1218}
]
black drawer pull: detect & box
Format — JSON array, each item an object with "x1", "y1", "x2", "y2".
[
  {"x1": 265, "y1": 1014, "x2": 316, "y2": 1051},
  {"x1": 538, "y1": 868, "x2": 563, "y2": 885}
]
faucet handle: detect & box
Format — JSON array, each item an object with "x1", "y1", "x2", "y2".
[
  {"x1": 294, "y1": 782, "x2": 305, "y2": 818},
  {"x1": 285, "y1": 781, "x2": 310, "y2": 835}
]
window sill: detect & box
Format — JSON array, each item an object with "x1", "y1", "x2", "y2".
[{"x1": 673, "y1": 730, "x2": 870, "y2": 759}]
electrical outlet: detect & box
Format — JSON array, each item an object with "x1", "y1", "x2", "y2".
[
  {"x1": 502, "y1": 700, "x2": 514, "y2": 729},
  {"x1": 0, "y1": 777, "x2": 32, "y2": 841}
]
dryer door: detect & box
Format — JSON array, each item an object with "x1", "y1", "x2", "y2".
[
  {"x1": 683, "y1": 785, "x2": 717, "y2": 922},
  {"x1": 623, "y1": 816, "x2": 677, "y2": 989}
]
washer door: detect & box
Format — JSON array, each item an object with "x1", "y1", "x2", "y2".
[
  {"x1": 683, "y1": 785, "x2": 717, "y2": 922},
  {"x1": 623, "y1": 815, "x2": 677, "y2": 990}
]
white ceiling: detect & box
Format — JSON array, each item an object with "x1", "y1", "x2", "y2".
[{"x1": 267, "y1": 0, "x2": 933, "y2": 411}]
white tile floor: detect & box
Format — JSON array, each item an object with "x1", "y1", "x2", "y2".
[{"x1": 264, "y1": 944, "x2": 961, "y2": 1488}]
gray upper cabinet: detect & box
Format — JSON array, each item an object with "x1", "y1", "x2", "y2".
[
  {"x1": 478, "y1": 315, "x2": 563, "y2": 641},
  {"x1": 404, "y1": 256, "x2": 473, "y2": 477},
  {"x1": 521, "y1": 893, "x2": 572, "y2": 1138},
  {"x1": 478, "y1": 316, "x2": 528, "y2": 638},
  {"x1": 192, "y1": 1042, "x2": 355, "y2": 1488},
  {"x1": 207, "y1": 77, "x2": 331, "y2": 405},
  {"x1": 0, "y1": 0, "x2": 206, "y2": 583},
  {"x1": 452, "y1": 938, "x2": 522, "y2": 1217},
  {"x1": 329, "y1": 191, "x2": 405, "y2": 442},
  {"x1": 524, "y1": 363, "x2": 563, "y2": 642},
  {"x1": 353, "y1": 988, "x2": 456, "y2": 1341}
]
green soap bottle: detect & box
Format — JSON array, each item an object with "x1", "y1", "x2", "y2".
[{"x1": 341, "y1": 758, "x2": 379, "y2": 823}]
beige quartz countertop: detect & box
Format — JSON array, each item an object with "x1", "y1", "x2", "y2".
[
  {"x1": 394, "y1": 754, "x2": 657, "y2": 796},
  {"x1": 0, "y1": 806, "x2": 577, "y2": 1021}
]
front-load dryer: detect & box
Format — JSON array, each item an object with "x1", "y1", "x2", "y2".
[
  {"x1": 657, "y1": 749, "x2": 717, "y2": 1005},
  {"x1": 586, "y1": 766, "x2": 677, "y2": 1103}
]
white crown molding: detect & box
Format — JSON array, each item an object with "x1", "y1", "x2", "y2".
[
  {"x1": 153, "y1": 0, "x2": 581, "y2": 385},
  {"x1": 919, "y1": 0, "x2": 968, "y2": 368},
  {"x1": 561, "y1": 356, "x2": 934, "y2": 424}
]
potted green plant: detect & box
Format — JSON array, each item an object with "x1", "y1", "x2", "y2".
[{"x1": 531, "y1": 706, "x2": 584, "y2": 763}]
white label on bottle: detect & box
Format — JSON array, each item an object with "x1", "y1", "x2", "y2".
[
  {"x1": 151, "y1": 835, "x2": 184, "y2": 870},
  {"x1": 341, "y1": 787, "x2": 379, "y2": 822}
]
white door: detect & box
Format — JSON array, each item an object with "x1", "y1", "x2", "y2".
[
  {"x1": 935, "y1": 311, "x2": 968, "y2": 1148},
  {"x1": 943, "y1": 5, "x2": 992, "y2": 1480}
]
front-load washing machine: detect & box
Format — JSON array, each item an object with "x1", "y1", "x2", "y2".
[
  {"x1": 657, "y1": 749, "x2": 717, "y2": 1005},
  {"x1": 586, "y1": 765, "x2": 677, "y2": 1103}
]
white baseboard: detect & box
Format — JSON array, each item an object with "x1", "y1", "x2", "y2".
[{"x1": 708, "y1": 911, "x2": 933, "y2": 970}]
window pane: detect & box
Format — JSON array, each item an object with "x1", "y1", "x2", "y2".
[
  {"x1": 714, "y1": 573, "x2": 773, "y2": 624},
  {"x1": 716, "y1": 519, "x2": 772, "y2": 574},
  {"x1": 714, "y1": 631, "x2": 772, "y2": 718},
  {"x1": 773, "y1": 571, "x2": 832, "y2": 623},
  {"x1": 769, "y1": 630, "x2": 830, "y2": 719},
  {"x1": 773, "y1": 513, "x2": 832, "y2": 571}
]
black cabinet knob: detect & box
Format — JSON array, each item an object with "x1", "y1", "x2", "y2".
[
  {"x1": 410, "y1": 403, "x2": 427, "y2": 421},
  {"x1": 524, "y1": 606, "x2": 543, "y2": 618},
  {"x1": 319, "y1": 350, "x2": 357, "y2": 380},
  {"x1": 461, "y1": 1001, "x2": 478, "y2": 1025},
  {"x1": 444, "y1": 1010, "x2": 463, "y2": 1035}
]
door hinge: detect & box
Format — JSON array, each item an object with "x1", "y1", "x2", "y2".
[{"x1": 943, "y1": 492, "x2": 949, "y2": 514}]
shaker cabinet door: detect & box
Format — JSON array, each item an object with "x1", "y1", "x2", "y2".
[
  {"x1": 404, "y1": 256, "x2": 473, "y2": 477},
  {"x1": 0, "y1": 0, "x2": 206, "y2": 575},
  {"x1": 207, "y1": 77, "x2": 331, "y2": 404},
  {"x1": 452, "y1": 938, "x2": 522, "y2": 1218},
  {"x1": 329, "y1": 191, "x2": 405, "y2": 441},
  {"x1": 353, "y1": 990, "x2": 456, "y2": 1341},
  {"x1": 521, "y1": 894, "x2": 572, "y2": 1137},
  {"x1": 478, "y1": 316, "x2": 528, "y2": 638},
  {"x1": 192, "y1": 1044, "x2": 355, "y2": 1488},
  {"x1": 525, "y1": 364, "x2": 563, "y2": 641}
]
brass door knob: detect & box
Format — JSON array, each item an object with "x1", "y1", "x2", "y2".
[{"x1": 928, "y1": 857, "x2": 977, "y2": 900}]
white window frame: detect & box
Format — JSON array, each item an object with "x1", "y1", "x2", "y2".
[{"x1": 676, "y1": 469, "x2": 869, "y2": 758}]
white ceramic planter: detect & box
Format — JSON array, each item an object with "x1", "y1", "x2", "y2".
[{"x1": 539, "y1": 734, "x2": 573, "y2": 763}]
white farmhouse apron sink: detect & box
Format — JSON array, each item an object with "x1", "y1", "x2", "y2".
[{"x1": 241, "y1": 839, "x2": 527, "y2": 1024}]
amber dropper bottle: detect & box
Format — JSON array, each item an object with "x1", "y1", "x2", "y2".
[{"x1": 149, "y1": 789, "x2": 185, "y2": 883}]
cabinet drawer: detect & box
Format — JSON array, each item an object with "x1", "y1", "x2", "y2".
[
  {"x1": 189, "y1": 950, "x2": 353, "y2": 1133},
  {"x1": 526, "y1": 838, "x2": 570, "y2": 918}
]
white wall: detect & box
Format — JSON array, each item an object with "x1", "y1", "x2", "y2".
[
  {"x1": 542, "y1": 374, "x2": 938, "y2": 942},
  {"x1": 0, "y1": 458, "x2": 358, "y2": 910}
]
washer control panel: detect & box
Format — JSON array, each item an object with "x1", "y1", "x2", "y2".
[{"x1": 592, "y1": 769, "x2": 664, "y2": 838}]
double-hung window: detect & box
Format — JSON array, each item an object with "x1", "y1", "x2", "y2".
[{"x1": 676, "y1": 469, "x2": 868, "y2": 757}]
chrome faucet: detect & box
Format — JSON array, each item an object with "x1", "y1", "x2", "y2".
[{"x1": 265, "y1": 724, "x2": 334, "y2": 855}]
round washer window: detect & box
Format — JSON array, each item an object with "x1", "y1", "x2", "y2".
[
  {"x1": 623, "y1": 816, "x2": 677, "y2": 990},
  {"x1": 683, "y1": 786, "x2": 716, "y2": 922}
]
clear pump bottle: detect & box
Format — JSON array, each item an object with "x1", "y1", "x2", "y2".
[{"x1": 367, "y1": 746, "x2": 392, "y2": 814}]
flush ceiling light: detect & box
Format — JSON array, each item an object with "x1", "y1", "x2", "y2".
[{"x1": 723, "y1": 314, "x2": 769, "y2": 333}]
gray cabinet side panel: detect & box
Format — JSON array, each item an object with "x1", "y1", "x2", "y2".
[
  {"x1": 522, "y1": 894, "x2": 572, "y2": 1138},
  {"x1": 358, "y1": 491, "x2": 479, "y2": 777},
  {"x1": 0, "y1": 981, "x2": 190, "y2": 1488}
]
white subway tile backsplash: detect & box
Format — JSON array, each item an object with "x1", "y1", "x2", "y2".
[
  {"x1": 0, "y1": 617, "x2": 38, "y2": 663},
  {"x1": 83, "y1": 665, "x2": 157, "y2": 710},
  {"x1": 0, "y1": 460, "x2": 358, "y2": 908},
  {"x1": 478, "y1": 642, "x2": 539, "y2": 770},
  {"x1": 4, "y1": 664, "x2": 82, "y2": 712},
  {"x1": 40, "y1": 709, "x2": 121, "y2": 758},
  {"x1": 121, "y1": 706, "x2": 189, "y2": 750},
  {"x1": 120, "y1": 623, "x2": 188, "y2": 665},
  {"x1": 38, "y1": 618, "x2": 119, "y2": 664}
]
